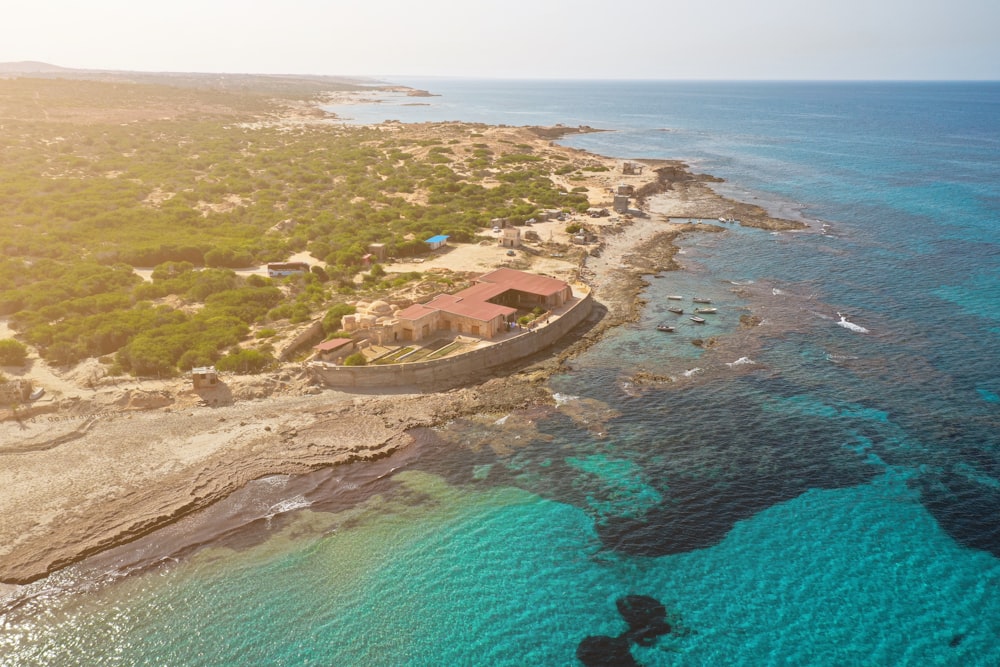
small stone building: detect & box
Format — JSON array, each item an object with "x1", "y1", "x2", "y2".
[
  {"x1": 0, "y1": 379, "x2": 32, "y2": 404},
  {"x1": 191, "y1": 366, "x2": 219, "y2": 390},
  {"x1": 622, "y1": 161, "x2": 643, "y2": 175},
  {"x1": 500, "y1": 227, "x2": 521, "y2": 248},
  {"x1": 367, "y1": 243, "x2": 387, "y2": 261}
]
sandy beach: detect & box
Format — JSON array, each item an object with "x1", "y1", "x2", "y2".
[{"x1": 0, "y1": 114, "x2": 803, "y2": 587}]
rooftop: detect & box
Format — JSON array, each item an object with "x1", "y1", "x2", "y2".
[
  {"x1": 475, "y1": 267, "x2": 570, "y2": 297},
  {"x1": 313, "y1": 338, "x2": 355, "y2": 352}
]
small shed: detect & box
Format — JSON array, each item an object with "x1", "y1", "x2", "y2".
[
  {"x1": 425, "y1": 235, "x2": 450, "y2": 251},
  {"x1": 313, "y1": 338, "x2": 356, "y2": 363},
  {"x1": 367, "y1": 243, "x2": 387, "y2": 261},
  {"x1": 191, "y1": 366, "x2": 219, "y2": 390},
  {"x1": 613, "y1": 195, "x2": 630, "y2": 214},
  {"x1": 500, "y1": 227, "x2": 521, "y2": 248}
]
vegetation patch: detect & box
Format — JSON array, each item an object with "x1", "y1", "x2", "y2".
[{"x1": 0, "y1": 77, "x2": 595, "y2": 376}]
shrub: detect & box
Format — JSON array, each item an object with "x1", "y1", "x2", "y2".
[
  {"x1": 0, "y1": 339, "x2": 28, "y2": 366},
  {"x1": 310, "y1": 265, "x2": 329, "y2": 282},
  {"x1": 215, "y1": 348, "x2": 274, "y2": 374},
  {"x1": 343, "y1": 352, "x2": 367, "y2": 366},
  {"x1": 322, "y1": 303, "x2": 357, "y2": 333}
]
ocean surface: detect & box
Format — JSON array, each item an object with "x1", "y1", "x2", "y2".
[{"x1": 3, "y1": 81, "x2": 999, "y2": 666}]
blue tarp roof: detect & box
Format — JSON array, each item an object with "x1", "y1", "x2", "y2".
[{"x1": 425, "y1": 235, "x2": 450, "y2": 244}]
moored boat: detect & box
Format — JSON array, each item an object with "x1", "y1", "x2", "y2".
[
  {"x1": 667, "y1": 306, "x2": 684, "y2": 314},
  {"x1": 689, "y1": 316, "x2": 706, "y2": 324},
  {"x1": 694, "y1": 307, "x2": 717, "y2": 314},
  {"x1": 667, "y1": 295, "x2": 683, "y2": 300},
  {"x1": 692, "y1": 297, "x2": 712, "y2": 304},
  {"x1": 656, "y1": 324, "x2": 675, "y2": 332}
]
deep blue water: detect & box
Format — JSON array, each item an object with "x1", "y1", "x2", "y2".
[{"x1": 2, "y1": 81, "x2": 999, "y2": 666}]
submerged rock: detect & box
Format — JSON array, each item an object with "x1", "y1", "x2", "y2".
[
  {"x1": 616, "y1": 595, "x2": 671, "y2": 645},
  {"x1": 576, "y1": 635, "x2": 639, "y2": 667}
]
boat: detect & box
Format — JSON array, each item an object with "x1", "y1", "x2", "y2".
[
  {"x1": 656, "y1": 324, "x2": 675, "y2": 333},
  {"x1": 694, "y1": 307, "x2": 717, "y2": 314},
  {"x1": 692, "y1": 297, "x2": 712, "y2": 304},
  {"x1": 667, "y1": 295, "x2": 684, "y2": 300},
  {"x1": 689, "y1": 316, "x2": 706, "y2": 324},
  {"x1": 667, "y1": 306, "x2": 684, "y2": 315}
]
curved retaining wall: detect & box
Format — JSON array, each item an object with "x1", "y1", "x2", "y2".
[{"x1": 310, "y1": 291, "x2": 593, "y2": 389}]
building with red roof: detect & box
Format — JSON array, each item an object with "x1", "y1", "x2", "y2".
[
  {"x1": 394, "y1": 269, "x2": 573, "y2": 342},
  {"x1": 312, "y1": 337, "x2": 356, "y2": 362}
]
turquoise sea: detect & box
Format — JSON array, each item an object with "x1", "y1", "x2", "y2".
[{"x1": 2, "y1": 81, "x2": 999, "y2": 666}]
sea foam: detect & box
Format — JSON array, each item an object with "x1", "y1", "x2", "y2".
[{"x1": 836, "y1": 312, "x2": 869, "y2": 333}]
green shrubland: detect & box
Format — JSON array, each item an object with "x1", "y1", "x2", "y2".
[{"x1": 0, "y1": 77, "x2": 592, "y2": 375}]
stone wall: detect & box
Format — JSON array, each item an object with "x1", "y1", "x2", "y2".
[
  {"x1": 277, "y1": 321, "x2": 325, "y2": 361},
  {"x1": 310, "y1": 292, "x2": 593, "y2": 390}
]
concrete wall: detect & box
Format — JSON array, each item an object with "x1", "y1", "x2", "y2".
[{"x1": 310, "y1": 292, "x2": 593, "y2": 390}]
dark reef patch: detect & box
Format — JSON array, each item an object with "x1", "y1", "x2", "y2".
[
  {"x1": 915, "y1": 470, "x2": 1000, "y2": 558},
  {"x1": 617, "y1": 595, "x2": 672, "y2": 646},
  {"x1": 578, "y1": 595, "x2": 673, "y2": 666},
  {"x1": 577, "y1": 635, "x2": 640, "y2": 667}
]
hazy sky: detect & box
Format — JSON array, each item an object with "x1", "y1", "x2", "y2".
[{"x1": 3, "y1": 0, "x2": 998, "y2": 80}]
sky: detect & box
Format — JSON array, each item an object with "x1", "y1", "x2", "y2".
[{"x1": 3, "y1": 0, "x2": 998, "y2": 80}]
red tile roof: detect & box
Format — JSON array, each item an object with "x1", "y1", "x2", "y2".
[
  {"x1": 313, "y1": 338, "x2": 355, "y2": 352},
  {"x1": 476, "y1": 268, "x2": 569, "y2": 297},
  {"x1": 395, "y1": 302, "x2": 439, "y2": 320},
  {"x1": 425, "y1": 294, "x2": 515, "y2": 321},
  {"x1": 396, "y1": 269, "x2": 567, "y2": 327}
]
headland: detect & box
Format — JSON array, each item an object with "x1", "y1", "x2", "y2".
[{"x1": 0, "y1": 72, "x2": 804, "y2": 589}]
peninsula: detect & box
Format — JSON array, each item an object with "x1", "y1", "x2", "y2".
[{"x1": 0, "y1": 68, "x2": 803, "y2": 588}]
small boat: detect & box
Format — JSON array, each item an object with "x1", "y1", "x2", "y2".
[
  {"x1": 694, "y1": 307, "x2": 717, "y2": 314},
  {"x1": 692, "y1": 297, "x2": 712, "y2": 304},
  {"x1": 667, "y1": 295, "x2": 684, "y2": 300},
  {"x1": 656, "y1": 324, "x2": 675, "y2": 333},
  {"x1": 689, "y1": 316, "x2": 706, "y2": 324},
  {"x1": 667, "y1": 306, "x2": 684, "y2": 315}
]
